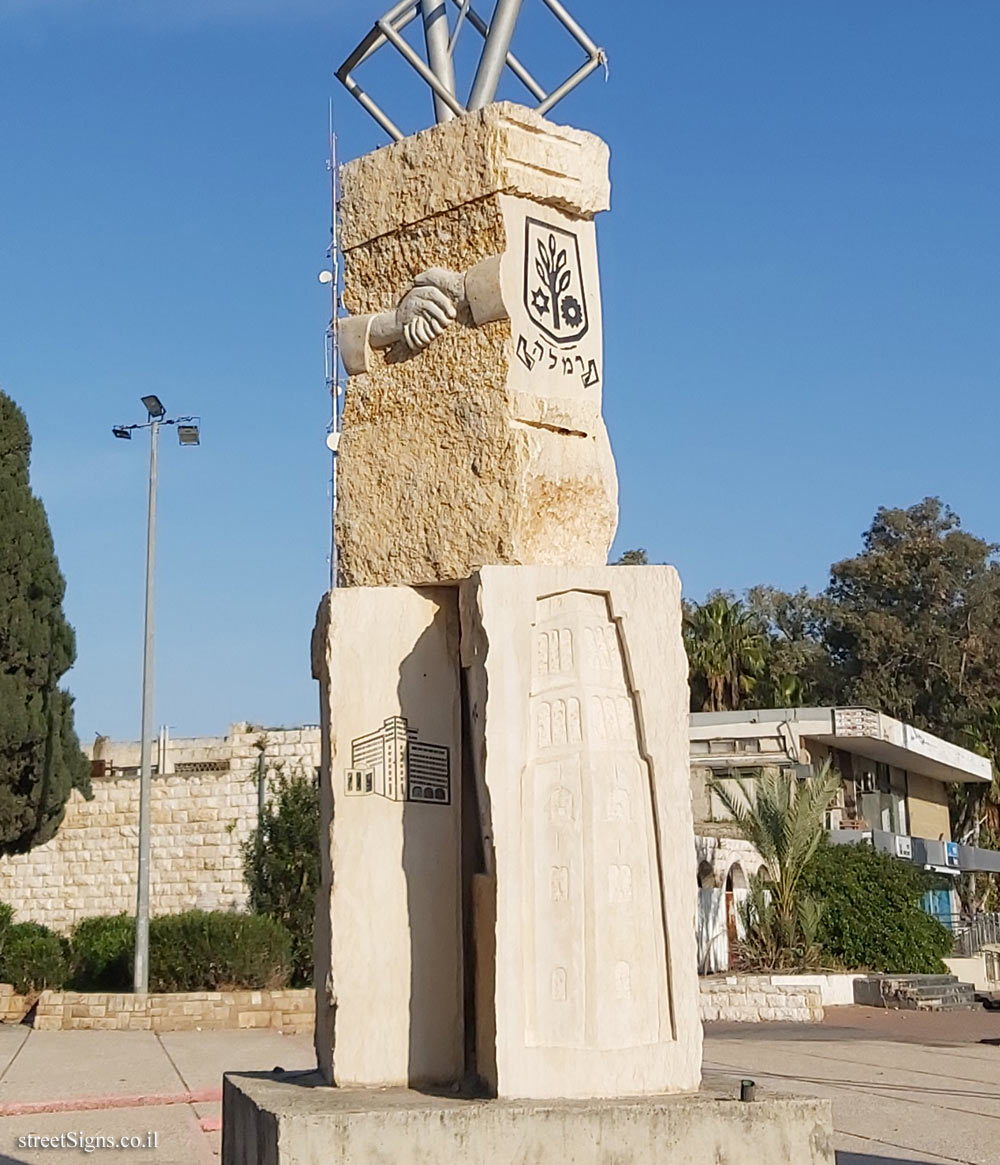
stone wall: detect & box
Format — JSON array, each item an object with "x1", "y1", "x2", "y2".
[
  {"x1": 0, "y1": 724, "x2": 320, "y2": 933},
  {"x1": 32, "y1": 988, "x2": 314, "y2": 1033},
  {"x1": 700, "y1": 976, "x2": 824, "y2": 1023},
  {"x1": 0, "y1": 985, "x2": 30, "y2": 1024}
]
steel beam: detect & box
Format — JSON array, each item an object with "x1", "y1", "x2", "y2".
[
  {"x1": 421, "y1": 0, "x2": 458, "y2": 123},
  {"x1": 467, "y1": 0, "x2": 525, "y2": 110}
]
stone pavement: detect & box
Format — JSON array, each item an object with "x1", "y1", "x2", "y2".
[
  {"x1": 2, "y1": 1008, "x2": 999, "y2": 1162},
  {"x1": 706, "y1": 1005, "x2": 1000, "y2": 1164},
  {"x1": 0, "y1": 1026, "x2": 314, "y2": 1164}
]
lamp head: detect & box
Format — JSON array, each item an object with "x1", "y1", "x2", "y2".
[{"x1": 141, "y1": 394, "x2": 166, "y2": 419}]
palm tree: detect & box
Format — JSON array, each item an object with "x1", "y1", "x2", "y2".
[
  {"x1": 685, "y1": 595, "x2": 766, "y2": 712},
  {"x1": 709, "y1": 762, "x2": 841, "y2": 969}
]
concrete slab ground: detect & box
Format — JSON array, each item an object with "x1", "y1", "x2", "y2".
[
  {"x1": 0, "y1": 1029, "x2": 313, "y2": 1165},
  {"x1": 3, "y1": 1011, "x2": 1000, "y2": 1163},
  {"x1": 706, "y1": 1005, "x2": 1000, "y2": 1165}
]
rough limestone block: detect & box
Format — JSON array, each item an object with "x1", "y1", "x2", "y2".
[
  {"x1": 312, "y1": 586, "x2": 463, "y2": 1089},
  {"x1": 336, "y1": 105, "x2": 618, "y2": 588},
  {"x1": 459, "y1": 565, "x2": 702, "y2": 1099}
]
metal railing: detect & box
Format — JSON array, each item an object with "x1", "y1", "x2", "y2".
[{"x1": 937, "y1": 912, "x2": 1000, "y2": 957}]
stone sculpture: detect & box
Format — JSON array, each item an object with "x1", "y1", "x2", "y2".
[{"x1": 310, "y1": 104, "x2": 703, "y2": 1101}]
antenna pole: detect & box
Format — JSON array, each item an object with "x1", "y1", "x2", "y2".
[{"x1": 327, "y1": 104, "x2": 343, "y2": 590}]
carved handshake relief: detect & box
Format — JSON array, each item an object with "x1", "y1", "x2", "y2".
[{"x1": 339, "y1": 255, "x2": 505, "y2": 376}]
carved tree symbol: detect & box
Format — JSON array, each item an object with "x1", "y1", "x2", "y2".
[{"x1": 535, "y1": 233, "x2": 571, "y2": 334}]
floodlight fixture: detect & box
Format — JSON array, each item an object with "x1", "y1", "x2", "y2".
[
  {"x1": 177, "y1": 424, "x2": 200, "y2": 447},
  {"x1": 112, "y1": 426, "x2": 133, "y2": 440},
  {"x1": 141, "y1": 394, "x2": 166, "y2": 419}
]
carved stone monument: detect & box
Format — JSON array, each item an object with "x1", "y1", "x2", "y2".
[
  {"x1": 222, "y1": 5, "x2": 834, "y2": 1160},
  {"x1": 306, "y1": 104, "x2": 702, "y2": 1101}
]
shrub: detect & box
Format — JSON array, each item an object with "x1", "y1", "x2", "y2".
[
  {"x1": 802, "y1": 839, "x2": 953, "y2": 974},
  {"x1": 147, "y1": 911, "x2": 292, "y2": 992},
  {"x1": 70, "y1": 913, "x2": 134, "y2": 990},
  {"x1": 243, "y1": 768, "x2": 320, "y2": 986},
  {"x1": 0, "y1": 921, "x2": 68, "y2": 992}
]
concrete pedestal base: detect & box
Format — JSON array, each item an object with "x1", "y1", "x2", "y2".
[{"x1": 222, "y1": 1071, "x2": 834, "y2": 1165}]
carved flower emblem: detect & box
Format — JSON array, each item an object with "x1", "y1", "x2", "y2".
[
  {"x1": 560, "y1": 295, "x2": 583, "y2": 327},
  {"x1": 531, "y1": 288, "x2": 550, "y2": 316}
]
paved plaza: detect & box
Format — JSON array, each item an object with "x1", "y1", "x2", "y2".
[
  {"x1": 1, "y1": 1008, "x2": 999, "y2": 1162},
  {"x1": 706, "y1": 1006, "x2": 1000, "y2": 1164}
]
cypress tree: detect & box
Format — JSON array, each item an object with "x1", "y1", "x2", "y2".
[{"x1": 0, "y1": 390, "x2": 90, "y2": 853}]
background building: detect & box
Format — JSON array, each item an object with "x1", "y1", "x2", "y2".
[
  {"x1": 690, "y1": 706, "x2": 996, "y2": 973},
  {"x1": 0, "y1": 723, "x2": 320, "y2": 933}
]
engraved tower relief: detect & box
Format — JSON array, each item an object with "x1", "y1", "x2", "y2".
[{"x1": 523, "y1": 590, "x2": 670, "y2": 1051}]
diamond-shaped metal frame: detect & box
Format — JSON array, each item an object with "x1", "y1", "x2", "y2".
[{"x1": 336, "y1": 0, "x2": 606, "y2": 142}]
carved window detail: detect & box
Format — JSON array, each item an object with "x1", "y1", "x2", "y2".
[
  {"x1": 549, "y1": 785, "x2": 575, "y2": 826},
  {"x1": 609, "y1": 863, "x2": 633, "y2": 903},
  {"x1": 615, "y1": 961, "x2": 632, "y2": 1000}
]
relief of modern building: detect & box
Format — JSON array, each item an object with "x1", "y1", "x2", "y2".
[
  {"x1": 689, "y1": 706, "x2": 996, "y2": 973},
  {"x1": 345, "y1": 716, "x2": 451, "y2": 805}
]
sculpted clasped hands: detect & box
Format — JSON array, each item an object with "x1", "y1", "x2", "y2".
[
  {"x1": 338, "y1": 257, "x2": 505, "y2": 376},
  {"x1": 367, "y1": 267, "x2": 467, "y2": 354}
]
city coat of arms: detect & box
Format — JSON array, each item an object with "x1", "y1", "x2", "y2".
[{"x1": 523, "y1": 217, "x2": 589, "y2": 345}]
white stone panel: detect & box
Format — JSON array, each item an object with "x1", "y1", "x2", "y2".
[
  {"x1": 312, "y1": 586, "x2": 463, "y2": 1089},
  {"x1": 460, "y1": 565, "x2": 702, "y2": 1099}
]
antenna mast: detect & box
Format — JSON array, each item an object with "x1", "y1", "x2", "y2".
[{"x1": 325, "y1": 104, "x2": 344, "y2": 589}]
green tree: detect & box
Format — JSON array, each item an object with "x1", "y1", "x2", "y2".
[
  {"x1": 0, "y1": 391, "x2": 89, "y2": 853},
  {"x1": 745, "y1": 585, "x2": 839, "y2": 708},
  {"x1": 685, "y1": 594, "x2": 766, "y2": 712},
  {"x1": 242, "y1": 767, "x2": 320, "y2": 986},
  {"x1": 824, "y1": 498, "x2": 1000, "y2": 737},
  {"x1": 710, "y1": 764, "x2": 841, "y2": 970},
  {"x1": 613, "y1": 548, "x2": 648, "y2": 565}
]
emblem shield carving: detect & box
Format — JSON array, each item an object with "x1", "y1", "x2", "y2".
[{"x1": 524, "y1": 217, "x2": 589, "y2": 345}]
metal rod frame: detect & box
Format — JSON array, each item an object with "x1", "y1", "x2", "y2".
[
  {"x1": 448, "y1": 0, "x2": 546, "y2": 102},
  {"x1": 336, "y1": 0, "x2": 605, "y2": 143}
]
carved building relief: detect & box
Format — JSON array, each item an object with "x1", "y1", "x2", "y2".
[
  {"x1": 345, "y1": 715, "x2": 451, "y2": 805},
  {"x1": 522, "y1": 590, "x2": 670, "y2": 1052}
]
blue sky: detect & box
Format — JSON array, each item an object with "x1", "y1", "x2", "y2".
[{"x1": 2, "y1": 1, "x2": 997, "y2": 741}]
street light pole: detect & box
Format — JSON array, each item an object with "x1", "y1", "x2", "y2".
[
  {"x1": 134, "y1": 416, "x2": 159, "y2": 993},
  {"x1": 113, "y1": 397, "x2": 199, "y2": 995}
]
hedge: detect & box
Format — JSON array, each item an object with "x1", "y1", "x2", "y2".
[
  {"x1": 146, "y1": 911, "x2": 292, "y2": 992},
  {"x1": 0, "y1": 917, "x2": 69, "y2": 994},
  {"x1": 0, "y1": 907, "x2": 295, "y2": 993},
  {"x1": 802, "y1": 840, "x2": 953, "y2": 974}
]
